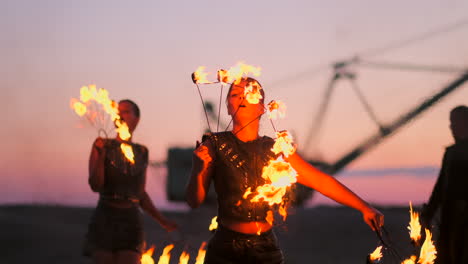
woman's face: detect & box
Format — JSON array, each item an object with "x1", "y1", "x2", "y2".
[
  {"x1": 118, "y1": 101, "x2": 140, "y2": 133},
  {"x1": 226, "y1": 79, "x2": 264, "y2": 119}
]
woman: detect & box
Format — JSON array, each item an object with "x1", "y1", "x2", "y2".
[
  {"x1": 186, "y1": 78, "x2": 384, "y2": 264},
  {"x1": 84, "y1": 99, "x2": 177, "y2": 264}
]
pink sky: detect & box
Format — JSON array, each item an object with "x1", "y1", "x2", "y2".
[{"x1": 2, "y1": 0, "x2": 468, "y2": 206}]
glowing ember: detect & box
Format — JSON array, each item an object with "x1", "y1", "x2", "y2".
[
  {"x1": 178, "y1": 251, "x2": 190, "y2": 264},
  {"x1": 71, "y1": 84, "x2": 135, "y2": 164},
  {"x1": 418, "y1": 229, "x2": 437, "y2": 264},
  {"x1": 192, "y1": 66, "x2": 212, "y2": 84},
  {"x1": 271, "y1": 130, "x2": 296, "y2": 158},
  {"x1": 157, "y1": 244, "x2": 174, "y2": 264},
  {"x1": 402, "y1": 256, "x2": 417, "y2": 264},
  {"x1": 243, "y1": 80, "x2": 263, "y2": 104},
  {"x1": 369, "y1": 246, "x2": 383, "y2": 262},
  {"x1": 141, "y1": 245, "x2": 156, "y2": 264},
  {"x1": 267, "y1": 100, "x2": 286, "y2": 120},
  {"x1": 408, "y1": 201, "x2": 422, "y2": 243},
  {"x1": 209, "y1": 216, "x2": 218, "y2": 231},
  {"x1": 194, "y1": 242, "x2": 207, "y2": 264}
]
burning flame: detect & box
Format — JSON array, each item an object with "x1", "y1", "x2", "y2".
[
  {"x1": 265, "y1": 210, "x2": 274, "y2": 226},
  {"x1": 243, "y1": 80, "x2": 263, "y2": 104},
  {"x1": 217, "y1": 69, "x2": 229, "y2": 84},
  {"x1": 242, "y1": 130, "x2": 298, "y2": 230},
  {"x1": 141, "y1": 245, "x2": 156, "y2": 264},
  {"x1": 192, "y1": 62, "x2": 261, "y2": 86},
  {"x1": 192, "y1": 66, "x2": 212, "y2": 84},
  {"x1": 408, "y1": 201, "x2": 421, "y2": 243},
  {"x1": 267, "y1": 100, "x2": 286, "y2": 120},
  {"x1": 71, "y1": 85, "x2": 135, "y2": 164},
  {"x1": 157, "y1": 244, "x2": 174, "y2": 264},
  {"x1": 369, "y1": 246, "x2": 383, "y2": 262},
  {"x1": 178, "y1": 251, "x2": 190, "y2": 264},
  {"x1": 70, "y1": 98, "x2": 87, "y2": 116},
  {"x1": 194, "y1": 242, "x2": 207, "y2": 264},
  {"x1": 272, "y1": 130, "x2": 296, "y2": 158},
  {"x1": 227, "y1": 62, "x2": 261, "y2": 84},
  {"x1": 418, "y1": 229, "x2": 437, "y2": 264},
  {"x1": 120, "y1": 143, "x2": 135, "y2": 164},
  {"x1": 402, "y1": 256, "x2": 417, "y2": 264},
  {"x1": 209, "y1": 216, "x2": 218, "y2": 231}
]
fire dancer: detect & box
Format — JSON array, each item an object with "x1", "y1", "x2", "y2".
[
  {"x1": 422, "y1": 105, "x2": 468, "y2": 264},
  {"x1": 83, "y1": 99, "x2": 178, "y2": 264},
  {"x1": 186, "y1": 77, "x2": 384, "y2": 264}
]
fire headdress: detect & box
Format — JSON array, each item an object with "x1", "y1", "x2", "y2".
[{"x1": 191, "y1": 62, "x2": 297, "y2": 232}]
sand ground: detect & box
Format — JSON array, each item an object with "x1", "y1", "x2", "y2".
[{"x1": 0, "y1": 204, "x2": 420, "y2": 264}]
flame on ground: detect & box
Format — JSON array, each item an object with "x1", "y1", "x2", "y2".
[
  {"x1": 141, "y1": 245, "x2": 155, "y2": 264},
  {"x1": 178, "y1": 251, "x2": 190, "y2": 264},
  {"x1": 408, "y1": 201, "x2": 421, "y2": 243},
  {"x1": 402, "y1": 256, "x2": 417, "y2": 264},
  {"x1": 418, "y1": 229, "x2": 437, "y2": 264},
  {"x1": 209, "y1": 216, "x2": 218, "y2": 231},
  {"x1": 194, "y1": 242, "x2": 207, "y2": 264},
  {"x1": 369, "y1": 245, "x2": 383, "y2": 262},
  {"x1": 157, "y1": 244, "x2": 174, "y2": 264}
]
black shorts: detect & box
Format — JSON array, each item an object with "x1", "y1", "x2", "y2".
[
  {"x1": 204, "y1": 224, "x2": 284, "y2": 264},
  {"x1": 83, "y1": 201, "x2": 145, "y2": 257}
]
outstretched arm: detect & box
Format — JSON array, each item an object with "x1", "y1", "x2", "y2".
[
  {"x1": 140, "y1": 191, "x2": 178, "y2": 232},
  {"x1": 88, "y1": 138, "x2": 106, "y2": 192},
  {"x1": 186, "y1": 140, "x2": 215, "y2": 208},
  {"x1": 287, "y1": 152, "x2": 384, "y2": 231}
]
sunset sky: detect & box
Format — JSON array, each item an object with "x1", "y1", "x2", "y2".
[{"x1": 2, "y1": 0, "x2": 468, "y2": 207}]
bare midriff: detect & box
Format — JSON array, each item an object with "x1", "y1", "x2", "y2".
[
  {"x1": 101, "y1": 199, "x2": 136, "y2": 208},
  {"x1": 220, "y1": 218, "x2": 272, "y2": 234}
]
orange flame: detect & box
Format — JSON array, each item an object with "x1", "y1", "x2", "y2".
[
  {"x1": 265, "y1": 210, "x2": 274, "y2": 226},
  {"x1": 278, "y1": 204, "x2": 287, "y2": 221},
  {"x1": 157, "y1": 244, "x2": 174, "y2": 264},
  {"x1": 217, "y1": 69, "x2": 229, "y2": 84},
  {"x1": 194, "y1": 242, "x2": 207, "y2": 264},
  {"x1": 418, "y1": 229, "x2": 437, "y2": 264},
  {"x1": 141, "y1": 245, "x2": 156, "y2": 264},
  {"x1": 267, "y1": 100, "x2": 286, "y2": 120},
  {"x1": 242, "y1": 131, "x2": 297, "y2": 226},
  {"x1": 120, "y1": 143, "x2": 135, "y2": 164},
  {"x1": 272, "y1": 130, "x2": 296, "y2": 158},
  {"x1": 209, "y1": 216, "x2": 218, "y2": 231},
  {"x1": 178, "y1": 251, "x2": 190, "y2": 264},
  {"x1": 369, "y1": 246, "x2": 383, "y2": 262},
  {"x1": 227, "y1": 62, "x2": 261, "y2": 84},
  {"x1": 71, "y1": 84, "x2": 135, "y2": 164},
  {"x1": 193, "y1": 66, "x2": 212, "y2": 84},
  {"x1": 70, "y1": 98, "x2": 87, "y2": 116},
  {"x1": 408, "y1": 201, "x2": 421, "y2": 243},
  {"x1": 402, "y1": 256, "x2": 417, "y2": 264},
  {"x1": 244, "y1": 80, "x2": 263, "y2": 104}
]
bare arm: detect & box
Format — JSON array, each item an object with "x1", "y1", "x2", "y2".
[
  {"x1": 185, "y1": 140, "x2": 215, "y2": 208},
  {"x1": 287, "y1": 152, "x2": 384, "y2": 230},
  {"x1": 88, "y1": 138, "x2": 106, "y2": 192},
  {"x1": 140, "y1": 191, "x2": 178, "y2": 232}
]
